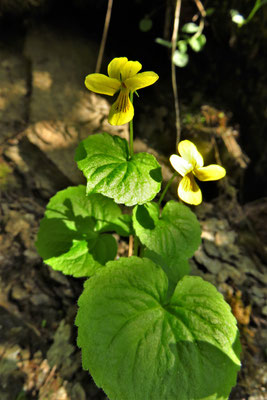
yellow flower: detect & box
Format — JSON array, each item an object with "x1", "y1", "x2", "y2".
[
  {"x1": 84, "y1": 57, "x2": 159, "y2": 126},
  {"x1": 169, "y1": 140, "x2": 226, "y2": 205}
]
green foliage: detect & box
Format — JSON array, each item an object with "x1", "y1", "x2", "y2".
[
  {"x1": 143, "y1": 249, "x2": 190, "y2": 292},
  {"x1": 76, "y1": 257, "x2": 241, "y2": 400},
  {"x1": 35, "y1": 51, "x2": 241, "y2": 400},
  {"x1": 231, "y1": 0, "x2": 267, "y2": 27},
  {"x1": 75, "y1": 133, "x2": 162, "y2": 206},
  {"x1": 36, "y1": 185, "x2": 131, "y2": 277},
  {"x1": 157, "y1": 19, "x2": 206, "y2": 68},
  {"x1": 188, "y1": 34, "x2": 207, "y2": 52},
  {"x1": 133, "y1": 201, "x2": 201, "y2": 291},
  {"x1": 177, "y1": 40, "x2": 188, "y2": 53},
  {"x1": 133, "y1": 201, "x2": 201, "y2": 259}
]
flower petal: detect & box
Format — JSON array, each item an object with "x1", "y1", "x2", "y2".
[
  {"x1": 178, "y1": 140, "x2": 204, "y2": 168},
  {"x1": 108, "y1": 57, "x2": 128, "y2": 79},
  {"x1": 85, "y1": 74, "x2": 120, "y2": 96},
  {"x1": 169, "y1": 154, "x2": 193, "y2": 176},
  {"x1": 121, "y1": 61, "x2": 142, "y2": 81},
  {"x1": 108, "y1": 93, "x2": 134, "y2": 125},
  {"x1": 178, "y1": 174, "x2": 202, "y2": 205},
  {"x1": 194, "y1": 165, "x2": 226, "y2": 181},
  {"x1": 125, "y1": 71, "x2": 159, "y2": 91}
]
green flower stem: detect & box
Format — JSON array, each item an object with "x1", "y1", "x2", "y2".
[
  {"x1": 245, "y1": 0, "x2": 267, "y2": 25},
  {"x1": 158, "y1": 171, "x2": 177, "y2": 207},
  {"x1": 129, "y1": 92, "x2": 134, "y2": 158}
]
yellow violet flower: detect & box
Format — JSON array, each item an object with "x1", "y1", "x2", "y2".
[
  {"x1": 84, "y1": 57, "x2": 159, "y2": 126},
  {"x1": 169, "y1": 140, "x2": 226, "y2": 205}
]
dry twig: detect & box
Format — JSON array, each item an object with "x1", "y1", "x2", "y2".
[
  {"x1": 171, "y1": 0, "x2": 182, "y2": 148},
  {"x1": 95, "y1": 0, "x2": 113, "y2": 73}
]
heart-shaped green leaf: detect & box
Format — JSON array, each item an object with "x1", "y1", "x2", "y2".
[
  {"x1": 133, "y1": 201, "x2": 201, "y2": 259},
  {"x1": 144, "y1": 249, "x2": 190, "y2": 292},
  {"x1": 75, "y1": 133, "x2": 162, "y2": 206},
  {"x1": 36, "y1": 186, "x2": 130, "y2": 277},
  {"x1": 76, "y1": 257, "x2": 241, "y2": 400}
]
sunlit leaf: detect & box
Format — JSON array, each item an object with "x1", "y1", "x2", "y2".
[
  {"x1": 35, "y1": 186, "x2": 129, "y2": 277},
  {"x1": 133, "y1": 201, "x2": 201, "y2": 260},
  {"x1": 76, "y1": 257, "x2": 241, "y2": 400},
  {"x1": 75, "y1": 133, "x2": 162, "y2": 206}
]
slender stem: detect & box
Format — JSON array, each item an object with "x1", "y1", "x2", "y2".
[
  {"x1": 192, "y1": 0, "x2": 206, "y2": 39},
  {"x1": 194, "y1": 0, "x2": 206, "y2": 17},
  {"x1": 127, "y1": 92, "x2": 135, "y2": 258},
  {"x1": 129, "y1": 92, "x2": 134, "y2": 158},
  {"x1": 171, "y1": 0, "x2": 182, "y2": 149},
  {"x1": 128, "y1": 235, "x2": 134, "y2": 257},
  {"x1": 245, "y1": 0, "x2": 266, "y2": 24},
  {"x1": 158, "y1": 172, "x2": 177, "y2": 207},
  {"x1": 95, "y1": 0, "x2": 113, "y2": 73}
]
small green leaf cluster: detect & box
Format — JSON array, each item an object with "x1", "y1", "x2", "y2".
[
  {"x1": 156, "y1": 21, "x2": 206, "y2": 68},
  {"x1": 36, "y1": 127, "x2": 241, "y2": 399}
]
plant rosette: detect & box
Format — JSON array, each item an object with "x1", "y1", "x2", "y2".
[{"x1": 35, "y1": 55, "x2": 241, "y2": 400}]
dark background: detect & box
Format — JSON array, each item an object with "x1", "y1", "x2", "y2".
[{"x1": 1, "y1": 0, "x2": 267, "y2": 202}]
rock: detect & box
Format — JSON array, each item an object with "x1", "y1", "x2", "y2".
[
  {"x1": 203, "y1": 239, "x2": 220, "y2": 258},
  {"x1": 4, "y1": 210, "x2": 36, "y2": 249},
  {"x1": 47, "y1": 320, "x2": 79, "y2": 379},
  {"x1": 0, "y1": 364, "x2": 24, "y2": 400},
  {"x1": 23, "y1": 248, "x2": 41, "y2": 265},
  {"x1": 70, "y1": 382, "x2": 86, "y2": 400},
  {"x1": 4, "y1": 138, "x2": 71, "y2": 198},
  {"x1": 194, "y1": 247, "x2": 222, "y2": 274},
  {"x1": 48, "y1": 267, "x2": 71, "y2": 287},
  {"x1": 215, "y1": 230, "x2": 237, "y2": 247},
  {"x1": 0, "y1": 159, "x2": 18, "y2": 191},
  {"x1": 4, "y1": 210, "x2": 30, "y2": 237},
  {"x1": 3, "y1": 145, "x2": 29, "y2": 174},
  {"x1": 30, "y1": 293, "x2": 53, "y2": 306},
  {"x1": 11, "y1": 285, "x2": 28, "y2": 301},
  {"x1": 244, "y1": 198, "x2": 267, "y2": 244},
  {"x1": 15, "y1": 24, "x2": 129, "y2": 193},
  {"x1": 0, "y1": 46, "x2": 28, "y2": 145}
]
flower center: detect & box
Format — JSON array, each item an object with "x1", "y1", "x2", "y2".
[{"x1": 116, "y1": 88, "x2": 130, "y2": 112}]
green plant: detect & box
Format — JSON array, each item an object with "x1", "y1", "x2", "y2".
[
  {"x1": 156, "y1": 20, "x2": 207, "y2": 68},
  {"x1": 36, "y1": 57, "x2": 241, "y2": 400},
  {"x1": 230, "y1": 0, "x2": 267, "y2": 27}
]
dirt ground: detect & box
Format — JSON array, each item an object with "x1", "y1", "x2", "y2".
[{"x1": 0, "y1": 14, "x2": 267, "y2": 400}]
